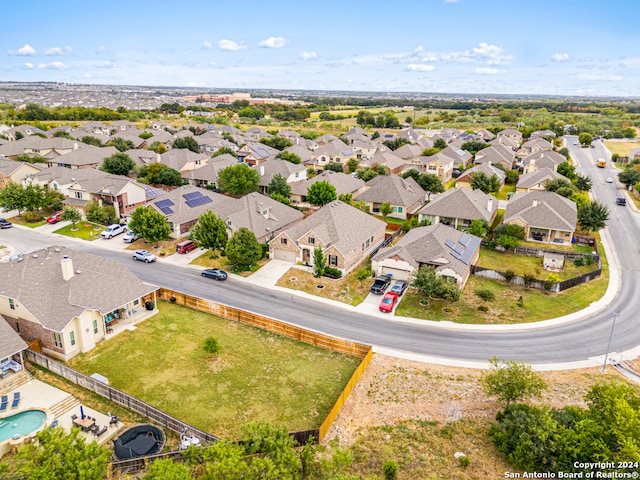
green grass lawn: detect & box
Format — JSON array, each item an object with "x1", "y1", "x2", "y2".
[
  {"x1": 68, "y1": 301, "x2": 361, "y2": 440},
  {"x1": 8, "y1": 216, "x2": 47, "y2": 228},
  {"x1": 54, "y1": 222, "x2": 104, "y2": 240},
  {"x1": 495, "y1": 184, "x2": 515, "y2": 200}
]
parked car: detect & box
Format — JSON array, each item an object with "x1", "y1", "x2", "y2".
[
  {"x1": 616, "y1": 196, "x2": 627, "y2": 206},
  {"x1": 101, "y1": 224, "x2": 126, "y2": 239},
  {"x1": 0, "y1": 218, "x2": 12, "y2": 229},
  {"x1": 606, "y1": 177, "x2": 613, "y2": 183},
  {"x1": 176, "y1": 240, "x2": 196, "y2": 254},
  {"x1": 389, "y1": 280, "x2": 408, "y2": 297},
  {"x1": 370, "y1": 275, "x2": 391, "y2": 294},
  {"x1": 379, "y1": 292, "x2": 398, "y2": 313},
  {"x1": 201, "y1": 268, "x2": 228, "y2": 281},
  {"x1": 46, "y1": 211, "x2": 64, "y2": 224},
  {"x1": 122, "y1": 231, "x2": 139, "y2": 243},
  {"x1": 132, "y1": 250, "x2": 157, "y2": 263}
]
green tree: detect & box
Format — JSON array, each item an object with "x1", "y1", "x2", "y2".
[
  {"x1": 138, "y1": 163, "x2": 168, "y2": 184},
  {"x1": 139, "y1": 131, "x2": 153, "y2": 140},
  {"x1": 355, "y1": 267, "x2": 371, "y2": 287},
  {"x1": 149, "y1": 141, "x2": 168, "y2": 154},
  {"x1": 268, "y1": 173, "x2": 291, "y2": 198},
  {"x1": 313, "y1": 246, "x2": 326, "y2": 279},
  {"x1": 109, "y1": 137, "x2": 136, "y2": 152},
  {"x1": 545, "y1": 178, "x2": 577, "y2": 198},
  {"x1": 421, "y1": 147, "x2": 441, "y2": 156},
  {"x1": 142, "y1": 458, "x2": 192, "y2": 480},
  {"x1": 383, "y1": 460, "x2": 399, "y2": 480},
  {"x1": 505, "y1": 169, "x2": 520, "y2": 184},
  {"x1": 81, "y1": 135, "x2": 103, "y2": 147},
  {"x1": 410, "y1": 265, "x2": 460, "y2": 302},
  {"x1": 383, "y1": 138, "x2": 410, "y2": 151},
  {"x1": 324, "y1": 162, "x2": 344, "y2": 173},
  {"x1": 156, "y1": 167, "x2": 184, "y2": 186},
  {"x1": 557, "y1": 161, "x2": 577, "y2": 181},
  {"x1": 270, "y1": 193, "x2": 291, "y2": 206},
  {"x1": 172, "y1": 136, "x2": 200, "y2": 153},
  {"x1": 102, "y1": 152, "x2": 135, "y2": 176},
  {"x1": 433, "y1": 138, "x2": 448, "y2": 149},
  {"x1": 578, "y1": 132, "x2": 593, "y2": 146},
  {"x1": 0, "y1": 181, "x2": 26, "y2": 213},
  {"x1": 203, "y1": 336, "x2": 221, "y2": 355},
  {"x1": 481, "y1": 356, "x2": 546, "y2": 408},
  {"x1": 226, "y1": 228, "x2": 262, "y2": 270},
  {"x1": 45, "y1": 189, "x2": 65, "y2": 212},
  {"x1": 558, "y1": 147, "x2": 570, "y2": 159},
  {"x1": 128, "y1": 206, "x2": 171, "y2": 244},
  {"x1": 577, "y1": 200, "x2": 609, "y2": 233},
  {"x1": 461, "y1": 140, "x2": 488, "y2": 155},
  {"x1": 380, "y1": 202, "x2": 392, "y2": 221},
  {"x1": 10, "y1": 427, "x2": 110, "y2": 480},
  {"x1": 471, "y1": 172, "x2": 500, "y2": 193},
  {"x1": 23, "y1": 183, "x2": 47, "y2": 211},
  {"x1": 467, "y1": 219, "x2": 489, "y2": 238},
  {"x1": 259, "y1": 136, "x2": 292, "y2": 151},
  {"x1": 417, "y1": 173, "x2": 444, "y2": 197},
  {"x1": 307, "y1": 180, "x2": 337, "y2": 206},
  {"x1": 355, "y1": 167, "x2": 379, "y2": 182},
  {"x1": 15, "y1": 153, "x2": 47, "y2": 164},
  {"x1": 275, "y1": 151, "x2": 301, "y2": 164},
  {"x1": 574, "y1": 174, "x2": 592, "y2": 192},
  {"x1": 190, "y1": 211, "x2": 228, "y2": 257},
  {"x1": 213, "y1": 146, "x2": 238, "y2": 158},
  {"x1": 61, "y1": 206, "x2": 81, "y2": 226},
  {"x1": 618, "y1": 167, "x2": 640, "y2": 189},
  {"x1": 218, "y1": 164, "x2": 260, "y2": 195},
  {"x1": 347, "y1": 158, "x2": 360, "y2": 173}
]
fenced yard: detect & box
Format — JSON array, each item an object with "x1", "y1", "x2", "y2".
[{"x1": 67, "y1": 301, "x2": 362, "y2": 440}]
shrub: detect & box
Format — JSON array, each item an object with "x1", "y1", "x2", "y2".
[
  {"x1": 475, "y1": 289, "x2": 496, "y2": 302},
  {"x1": 203, "y1": 337, "x2": 220, "y2": 355},
  {"x1": 478, "y1": 305, "x2": 489, "y2": 312},
  {"x1": 459, "y1": 455, "x2": 470, "y2": 468},
  {"x1": 585, "y1": 255, "x2": 594, "y2": 266},
  {"x1": 523, "y1": 274, "x2": 535, "y2": 287},
  {"x1": 323, "y1": 266, "x2": 342, "y2": 278},
  {"x1": 503, "y1": 270, "x2": 515, "y2": 282},
  {"x1": 22, "y1": 210, "x2": 44, "y2": 223},
  {"x1": 573, "y1": 256, "x2": 585, "y2": 267},
  {"x1": 382, "y1": 460, "x2": 398, "y2": 480},
  {"x1": 516, "y1": 296, "x2": 524, "y2": 307}
]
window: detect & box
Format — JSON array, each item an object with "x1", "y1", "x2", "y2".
[
  {"x1": 281, "y1": 238, "x2": 287, "y2": 245},
  {"x1": 75, "y1": 191, "x2": 82, "y2": 199},
  {"x1": 70, "y1": 331, "x2": 76, "y2": 346},
  {"x1": 428, "y1": 165, "x2": 436, "y2": 171},
  {"x1": 53, "y1": 333, "x2": 63, "y2": 348},
  {"x1": 392, "y1": 206, "x2": 404, "y2": 213},
  {"x1": 328, "y1": 255, "x2": 338, "y2": 266},
  {"x1": 15, "y1": 322, "x2": 19, "y2": 333},
  {"x1": 93, "y1": 319, "x2": 98, "y2": 334},
  {"x1": 309, "y1": 237, "x2": 315, "y2": 245},
  {"x1": 134, "y1": 299, "x2": 139, "y2": 306},
  {"x1": 9, "y1": 298, "x2": 15, "y2": 310}
]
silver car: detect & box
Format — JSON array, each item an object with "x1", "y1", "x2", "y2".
[
  {"x1": 122, "y1": 231, "x2": 139, "y2": 243},
  {"x1": 132, "y1": 250, "x2": 157, "y2": 263}
]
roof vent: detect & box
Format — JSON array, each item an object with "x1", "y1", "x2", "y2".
[
  {"x1": 54, "y1": 247, "x2": 61, "y2": 252},
  {"x1": 32, "y1": 254, "x2": 38, "y2": 259},
  {"x1": 76, "y1": 270, "x2": 81, "y2": 274}
]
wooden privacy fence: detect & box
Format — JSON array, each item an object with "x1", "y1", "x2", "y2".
[
  {"x1": 471, "y1": 264, "x2": 601, "y2": 293},
  {"x1": 25, "y1": 349, "x2": 220, "y2": 445}
]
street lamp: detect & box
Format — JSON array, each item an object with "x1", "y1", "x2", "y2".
[{"x1": 601, "y1": 305, "x2": 619, "y2": 373}]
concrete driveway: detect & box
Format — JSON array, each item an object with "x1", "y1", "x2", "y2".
[{"x1": 244, "y1": 259, "x2": 293, "y2": 287}]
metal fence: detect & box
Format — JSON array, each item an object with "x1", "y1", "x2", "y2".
[{"x1": 26, "y1": 349, "x2": 220, "y2": 445}]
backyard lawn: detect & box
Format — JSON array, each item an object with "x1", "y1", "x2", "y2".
[{"x1": 68, "y1": 301, "x2": 361, "y2": 440}]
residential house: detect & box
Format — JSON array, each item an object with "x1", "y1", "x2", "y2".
[
  {"x1": 269, "y1": 200, "x2": 386, "y2": 273},
  {"x1": 476, "y1": 129, "x2": 496, "y2": 141},
  {"x1": 237, "y1": 142, "x2": 279, "y2": 166},
  {"x1": 289, "y1": 171, "x2": 366, "y2": 205},
  {"x1": 354, "y1": 175, "x2": 426, "y2": 220},
  {"x1": 0, "y1": 316, "x2": 28, "y2": 377},
  {"x1": 195, "y1": 131, "x2": 238, "y2": 155},
  {"x1": 243, "y1": 127, "x2": 272, "y2": 142},
  {"x1": 393, "y1": 143, "x2": 425, "y2": 162},
  {"x1": 282, "y1": 144, "x2": 314, "y2": 165},
  {"x1": 314, "y1": 133, "x2": 339, "y2": 147},
  {"x1": 417, "y1": 188, "x2": 497, "y2": 229},
  {"x1": 516, "y1": 168, "x2": 569, "y2": 193},
  {"x1": 46, "y1": 145, "x2": 119, "y2": 169},
  {"x1": 629, "y1": 147, "x2": 640, "y2": 161},
  {"x1": 107, "y1": 130, "x2": 148, "y2": 150},
  {"x1": 342, "y1": 127, "x2": 369, "y2": 144},
  {"x1": 0, "y1": 246, "x2": 158, "y2": 361},
  {"x1": 403, "y1": 152, "x2": 454, "y2": 182},
  {"x1": 126, "y1": 149, "x2": 160, "y2": 168},
  {"x1": 4, "y1": 124, "x2": 47, "y2": 141},
  {"x1": 109, "y1": 120, "x2": 138, "y2": 132},
  {"x1": 159, "y1": 149, "x2": 209, "y2": 173},
  {"x1": 371, "y1": 223, "x2": 481, "y2": 286},
  {"x1": 0, "y1": 157, "x2": 42, "y2": 188},
  {"x1": 438, "y1": 142, "x2": 473, "y2": 169},
  {"x1": 503, "y1": 190, "x2": 577, "y2": 244},
  {"x1": 496, "y1": 128, "x2": 523, "y2": 145},
  {"x1": 456, "y1": 163, "x2": 506, "y2": 190},
  {"x1": 309, "y1": 139, "x2": 355, "y2": 171},
  {"x1": 182, "y1": 153, "x2": 238, "y2": 189},
  {"x1": 256, "y1": 158, "x2": 307, "y2": 194},
  {"x1": 473, "y1": 144, "x2": 516, "y2": 170},
  {"x1": 358, "y1": 150, "x2": 406, "y2": 175},
  {"x1": 491, "y1": 135, "x2": 519, "y2": 151},
  {"x1": 149, "y1": 120, "x2": 172, "y2": 131},
  {"x1": 351, "y1": 140, "x2": 381, "y2": 160},
  {"x1": 521, "y1": 150, "x2": 566, "y2": 174},
  {"x1": 516, "y1": 137, "x2": 553, "y2": 158},
  {"x1": 0, "y1": 136, "x2": 80, "y2": 161},
  {"x1": 530, "y1": 129, "x2": 557, "y2": 140}
]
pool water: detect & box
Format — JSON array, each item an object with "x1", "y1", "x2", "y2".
[{"x1": 0, "y1": 410, "x2": 47, "y2": 442}]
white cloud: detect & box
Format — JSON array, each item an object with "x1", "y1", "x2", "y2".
[
  {"x1": 44, "y1": 46, "x2": 72, "y2": 56},
  {"x1": 551, "y1": 53, "x2": 570, "y2": 62},
  {"x1": 474, "y1": 67, "x2": 500, "y2": 75},
  {"x1": 23, "y1": 63, "x2": 34, "y2": 69},
  {"x1": 202, "y1": 41, "x2": 213, "y2": 49},
  {"x1": 9, "y1": 44, "x2": 36, "y2": 56},
  {"x1": 218, "y1": 39, "x2": 247, "y2": 51},
  {"x1": 407, "y1": 64, "x2": 435, "y2": 72},
  {"x1": 472, "y1": 42, "x2": 511, "y2": 65},
  {"x1": 258, "y1": 37, "x2": 290, "y2": 48},
  {"x1": 94, "y1": 61, "x2": 114, "y2": 69},
  {"x1": 38, "y1": 61, "x2": 69, "y2": 70},
  {"x1": 299, "y1": 51, "x2": 317, "y2": 60}
]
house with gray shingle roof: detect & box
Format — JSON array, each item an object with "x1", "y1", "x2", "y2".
[
  {"x1": 282, "y1": 144, "x2": 314, "y2": 164},
  {"x1": 474, "y1": 144, "x2": 516, "y2": 170},
  {"x1": 503, "y1": 190, "x2": 577, "y2": 244},
  {"x1": 66, "y1": 172, "x2": 148, "y2": 218},
  {"x1": 160, "y1": 149, "x2": 209, "y2": 173},
  {"x1": 438, "y1": 143, "x2": 473, "y2": 169},
  {"x1": 47, "y1": 145, "x2": 119, "y2": 169},
  {"x1": 456, "y1": 163, "x2": 506, "y2": 190},
  {"x1": 354, "y1": 175, "x2": 426, "y2": 220},
  {"x1": 0, "y1": 157, "x2": 42, "y2": 188},
  {"x1": 516, "y1": 137, "x2": 553, "y2": 158},
  {"x1": 256, "y1": 158, "x2": 307, "y2": 194},
  {"x1": 516, "y1": 168, "x2": 568, "y2": 193},
  {"x1": 521, "y1": 150, "x2": 566, "y2": 174},
  {"x1": 182, "y1": 153, "x2": 238, "y2": 189},
  {"x1": 0, "y1": 246, "x2": 158, "y2": 361},
  {"x1": 309, "y1": 139, "x2": 355, "y2": 171},
  {"x1": 417, "y1": 188, "x2": 497, "y2": 229},
  {"x1": 496, "y1": 128, "x2": 523, "y2": 144},
  {"x1": 126, "y1": 149, "x2": 160, "y2": 167},
  {"x1": 269, "y1": 200, "x2": 386, "y2": 273},
  {"x1": 107, "y1": 130, "x2": 148, "y2": 149},
  {"x1": 393, "y1": 143, "x2": 425, "y2": 161},
  {"x1": 289, "y1": 171, "x2": 366, "y2": 205},
  {"x1": 371, "y1": 223, "x2": 481, "y2": 286},
  {"x1": 237, "y1": 142, "x2": 279, "y2": 166},
  {"x1": 0, "y1": 315, "x2": 28, "y2": 375},
  {"x1": 0, "y1": 136, "x2": 81, "y2": 160},
  {"x1": 402, "y1": 151, "x2": 455, "y2": 182},
  {"x1": 358, "y1": 150, "x2": 407, "y2": 174}
]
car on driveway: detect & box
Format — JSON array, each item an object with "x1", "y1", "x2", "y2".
[
  {"x1": 46, "y1": 211, "x2": 63, "y2": 224},
  {"x1": 370, "y1": 275, "x2": 391, "y2": 294},
  {"x1": 606, "y1": 177, "x2": 613, "y2": 183},
  {"x1": 201, "y1": 268, "x2": 228, "y2": 281},
  {"x1": 122, "y1": 231, "x2": 139, "y2": 243},
  {"x1": 379, "y1": 292, "x2": 398, "y2": 313},
  {"x1": 101, "y1": 224, "x2": 126, "y2": 239},
  {"x1": 0, "y1": 218, "x2": 12, "y2": 229},
  {"x1": 389, "y1": 280, "x2": 408, "y2": 296},
  {"x1": 132, "y1": 250, "x2": 157, "y2": 263}
]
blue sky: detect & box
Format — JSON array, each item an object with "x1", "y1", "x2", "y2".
[{"x1": 3, "y1": 0, "x2": 638, "y2": 97}]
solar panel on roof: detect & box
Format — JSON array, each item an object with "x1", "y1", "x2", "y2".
[
  {"x1": 444, "y1": 239, "x2": 457, "y2": 250},
  {"x1": 155, "y1": 199, "x2": 174, "y2": 208},
  {"x1": 183, "y1": 192, "x2": 200, "y2": 201},
  {"x1": 186, "y1": 196, "x2": 212, "y2": 208},
  {"x1": 158, "y1": 205, "x2": 174, "y2": 215},
  {"x1": 459, "y1": 233, "x2": 471, "y2": 247},
  {"x1": 452, "y1": 243, "x2": 465, "y2": 255}
]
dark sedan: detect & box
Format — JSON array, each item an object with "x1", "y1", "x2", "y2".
[{"x1": 201, "y1": 268, "x2": 228, "y2": 281}]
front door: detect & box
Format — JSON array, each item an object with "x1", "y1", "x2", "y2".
[{"x1": 302, "y1": 249, "x2": 311, "y2": 264}]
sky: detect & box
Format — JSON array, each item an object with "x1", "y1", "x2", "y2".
[{"x1": 2, "y1": 0, "x2": 639, "y2": 97}]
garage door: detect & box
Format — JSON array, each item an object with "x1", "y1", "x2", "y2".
[
  {"x1": 381, "y1": 266, "x2": 410, "y2": 280},
  {"x1": 273, "y1": 249, "x2": 296, "y2": 262}
]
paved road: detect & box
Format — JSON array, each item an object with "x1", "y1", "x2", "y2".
[{"x1": 1, "y1": 145, "x2": 638, "y2": 369}]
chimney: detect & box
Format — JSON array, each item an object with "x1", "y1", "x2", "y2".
[
  {"x1": 487, "y1": 197, "x2": 494, "y2": 212},
  {"x1": 259, "y1": 165, "x2": 265, "y2": 176},
  {"x1": 61, "y1": 255, "x2": 74, "y2": 281},
  {"x1": 73, "y1": 142, "x2": 78, "y2": 150},
  {"x1": 156, "y1": 153, "x2": 161, "y2": 163},
  {"x1": 533, "y1": 198, "x2": 538, "y2": 207}
]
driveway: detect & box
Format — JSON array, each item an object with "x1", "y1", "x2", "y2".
[{"x1": 244, "y1": 259, "x2": 293, "y2": 287}]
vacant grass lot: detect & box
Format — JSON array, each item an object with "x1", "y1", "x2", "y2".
[
  {"x1": 276, "y1": 267, "x2": 371, "y2": 306},
  {"x1": 68, "y1": 301, "x2": 361, "y2": 439},
  {"x1": 603, "y1": 140, "x2": 640, "y2": 158}
]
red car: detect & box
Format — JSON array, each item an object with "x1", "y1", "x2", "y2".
[
  {"x1": 46, "y1": 211, "x2": 64, "y2": 224},
  {"x1": 379, "y1": 292, "x2": 398, "y2": 313}
]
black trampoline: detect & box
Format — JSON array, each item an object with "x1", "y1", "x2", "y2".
[{"x1": 112, "y1": 424, "x2": 166, "y2": 460}]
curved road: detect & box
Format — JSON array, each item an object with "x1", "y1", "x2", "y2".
[{"x1": 2, "y1": 140, "x2": 638, "y2": 368}]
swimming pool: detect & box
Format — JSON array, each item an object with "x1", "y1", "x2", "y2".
[{"x1": 0, "y1": 410, "x2": 47, "y2": 442}]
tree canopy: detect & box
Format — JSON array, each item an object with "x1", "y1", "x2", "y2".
[
  {"x1": 259, "y1": 136, "x2": 292, "y2": 151},
  {"x1": 190, "y1": 211, "x2": 228, "y2": 256},
  {"x1": 410, "y1": 265, "x2": 461, "y2": 302},
  {"x1": 102, "y1": 152, "x2": 135, "y2": 176},
  {"x1": 577, "y1": 200, "x2": 609, "y2": 233},
  {"x1": 218, "y1": 164, "x2": 260, "y2": 195},
  {"x1": 268, "y1": 173, "x2": 291, "y2": 198},
  {"x1": 109, "y1": 137, "x2": 136, "y2": 152},
  {"x1": 306, "y1": 180, "x2": 337, "y2": 206},
  {"x1": 172, "y1": 136, "x2": 200, "y2": 153},
  {"x1": 275, "y1": 151, "x2": 301, "y2": 164},
  {"x1": 226, "y1": 227, "x2": 262, "y2": 270},
  {"x1": 481, "y1": 357, "x2": 546, "y2": 408},
  {"x1": 470, "y1": 172, "x2": 501, "y2": 194},
  {"x1": 128, "y1": 206, "x2": 171, "y2": 244}
]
